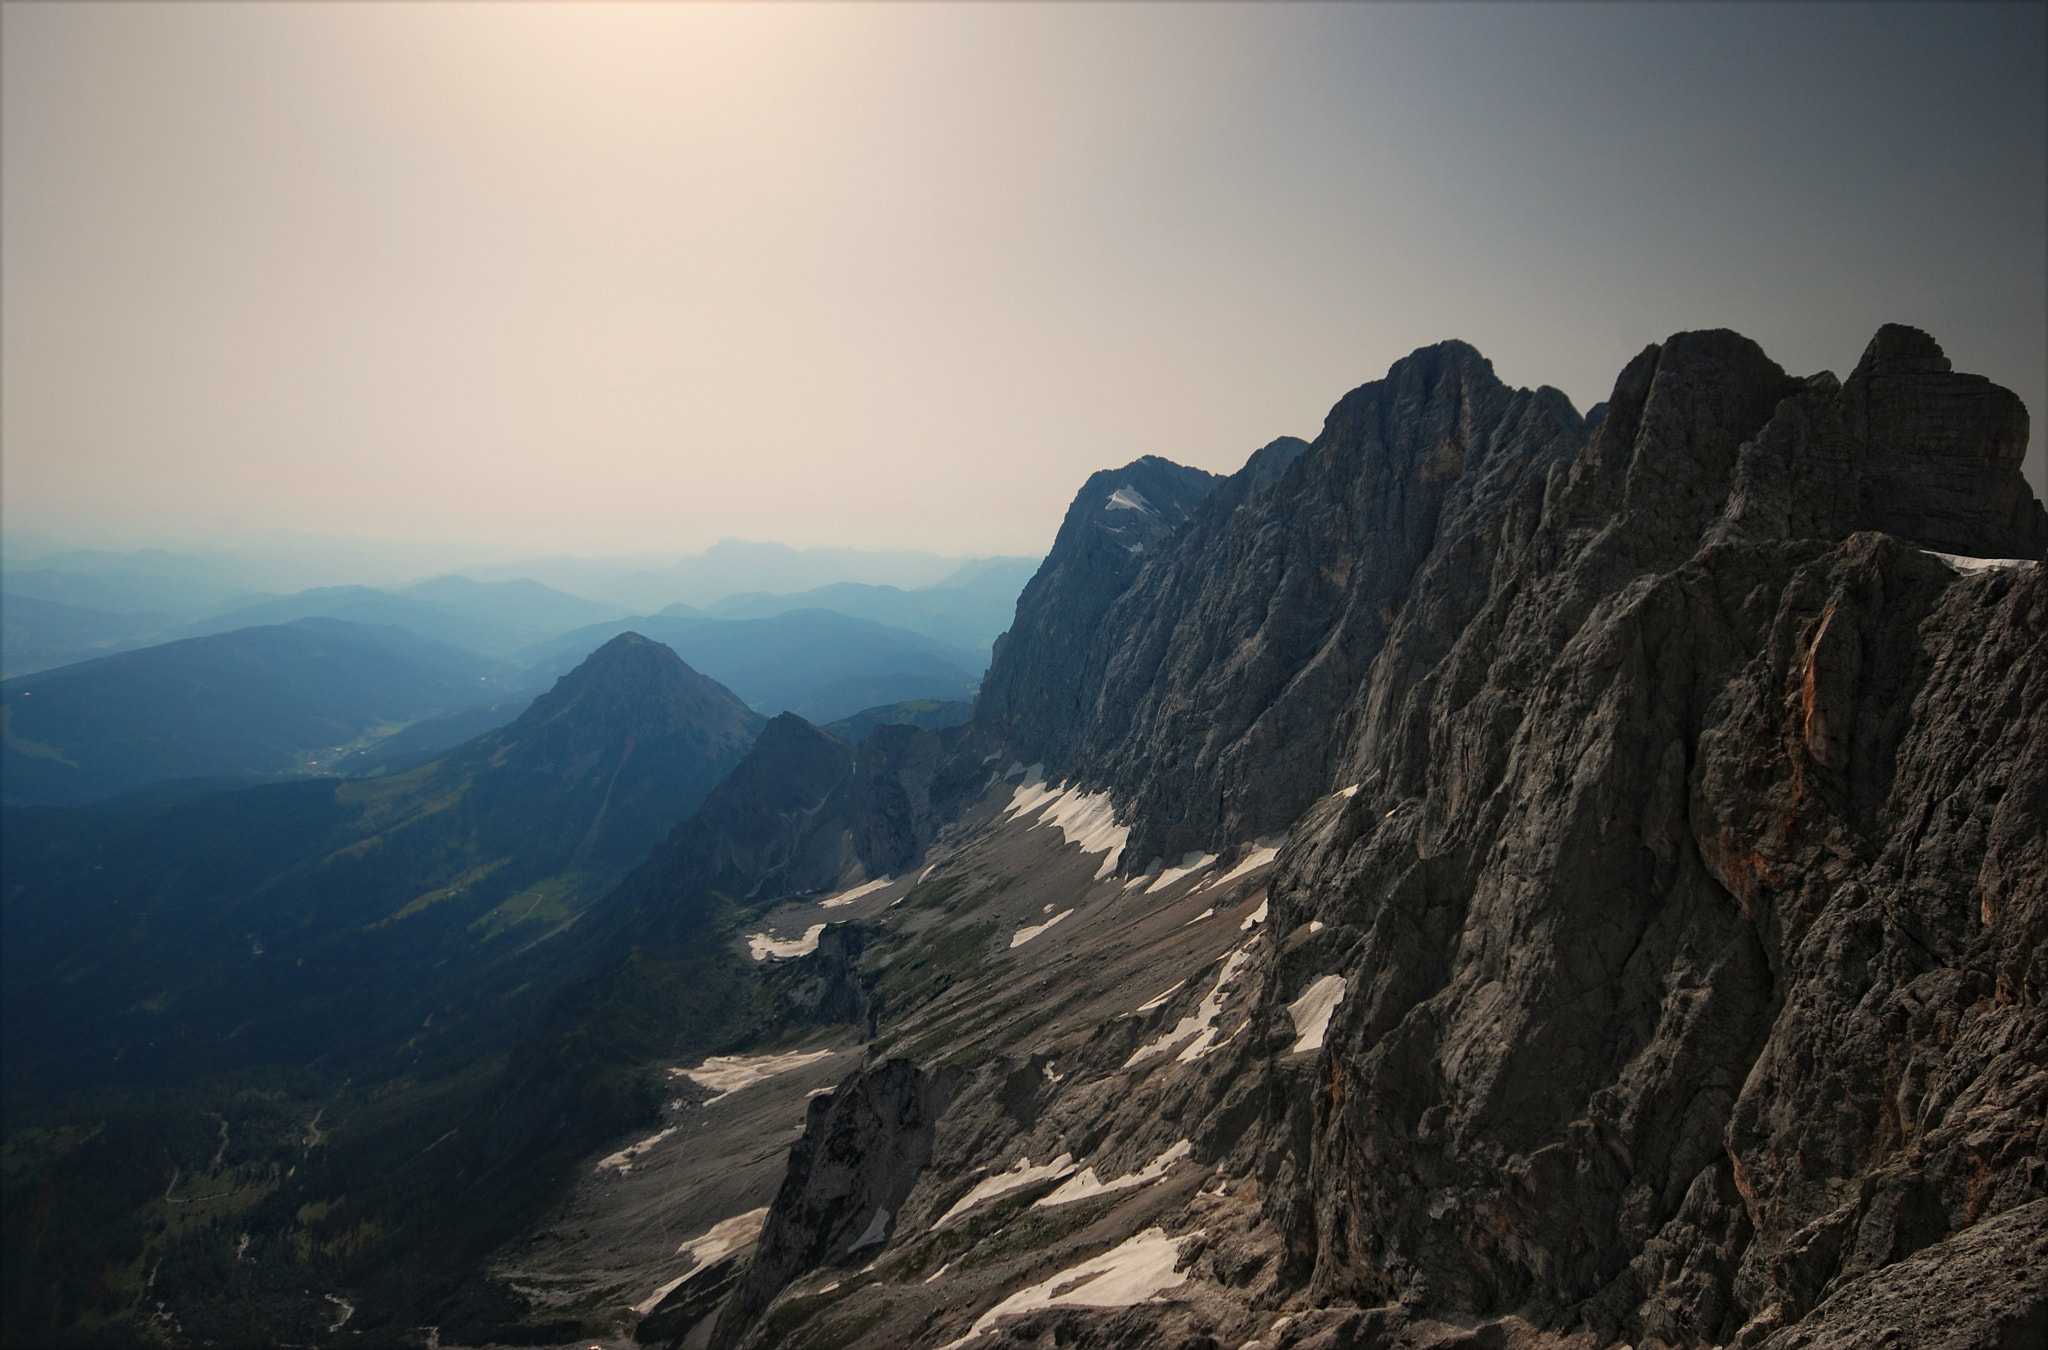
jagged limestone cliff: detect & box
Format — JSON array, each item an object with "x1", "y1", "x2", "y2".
[{"x1": 684, "y1": 325, "x2": 2043, "y2": 1350}]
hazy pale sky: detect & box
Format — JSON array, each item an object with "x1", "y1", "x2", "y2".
[{"x1": 5, "y1": 2, "x2": 2043, "y2": 558}]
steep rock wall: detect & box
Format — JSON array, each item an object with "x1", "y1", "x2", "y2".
[
  {"x1": 648, "y1": 325, "x2": 2046, "y2": 1350},
  {"x1": 1242, "y1": 330, "x2": 2047, "y2": 1345}
]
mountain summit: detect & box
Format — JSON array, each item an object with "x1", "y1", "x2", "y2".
[{"x1": 495, "y1": 631, "x2": 760, "y2": 781}]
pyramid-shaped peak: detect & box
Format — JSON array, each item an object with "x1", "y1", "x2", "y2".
[{"x1": 491, "y1": 632, "x2": 760, "y2": 780}]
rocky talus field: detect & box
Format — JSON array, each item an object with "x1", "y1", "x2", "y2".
[{"x1": 5, "y1": 325, "x2": 2042, "y2": 1350}]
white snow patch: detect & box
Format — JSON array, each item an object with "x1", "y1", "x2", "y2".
[
  {"x1": 1240, "y1": 899, "x2": 1269, "y2": 931},
  {"x1": 1135, "y1": 980, "x2": 1186, "y2": 1014},
  {"x1": 1182, "y1": 908, "x2": 1215, "y2": 926},
  {"x1": 1340, "y1": 783, "x2": 1360, "y2": 798},
  {"x1": 1929, "y1": 551, "x2": 2033, "y2": 574},
  {"x1": 748, "y1": 923, "x2": 827, "y2": 961},
  {"x1": 935, "y1": 1153, "x2": 1078, "y2": 1226},
  {"x1": 1003, "y1": 772, "x2": 1059, "y2": 819},
  {"x1": 626, "y1": 1278, "x2": 684, "y2": 1319},
  {"x1": 595, "y1": 1126, "x2": 677, "y2": 1175},
  {"x1": 1034, "y1": 1141, "x2": 1192, "y2": 1209},
  {"x1": 849, "y1": 1207, "x2": 892, "y2": 1251},
  {"x1": 940, "y1": 1225, "x2": 1198, "y2": 1349},
  {"x1": 924, "y1": 1261, "x2": 952, "y2": 1284},
  {"x1": 1105, "y1": 485, "x2": 1157, "y2": 514},
  {"x1": 1146, "y1": 851, "x2": 1218, "y2": 893},
  {"x1": 1200, "y1": 843, "x2": 1282, "y2": 893},
  {"x1": 676, "y1": 1048, "x2": 836, "y2": 1101},
  {"x1": 1005, "y1": 779, "x2": 1129, "y2": 878},
  {"x1": 820, "y1": 878, "x2": 891, "y2": 908},
  {"x1": 1009, "y1": 909, "x2": 1072, "y2": 948},
  {"x1": 1309, "y1": 920, "x2": 1325, "y2": 933},
  {"x1": 633, "y1": 1208, "x2": 769, "y2": 1313},
  {"x1": 1287, "y1": 975, "x2": 1347, "y2": 1054},
  {"x1": 806, "y1": 1086, "x2": 837, "y2": 1099},
  {"x1": 1124, "y1": 949, "x2": 1251, "y2": 1068}
]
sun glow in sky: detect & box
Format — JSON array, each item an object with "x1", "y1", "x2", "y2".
[{"x1": 4, "y1": 2, "x2": 2043, "y2": 558}]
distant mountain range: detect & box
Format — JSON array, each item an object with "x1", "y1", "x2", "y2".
[
  {"x1": 0, "y1": 620, "x2": 518, "y2": 806},
  {"x1": 691, "y1": 555, "x2": 1040, "y2": 655},
  {"x1": 1, "y1": 575, "x2": 631, "y2": 675},
  {"x1": 526, "y1": 609, "x2": 986, "y2": 724},
  {"x1": 2, "y1": 539, "x2": 1042, "y2": 654},
  {"x1": 2, "y1": 547, "x2": 1033, "y2": 805},
  {"x1": 2, "y1": 604, "x2": 986, "y2": 805},
  {"x1": 822, "y1": 696, "x2": 972, "y2": 742},
  {"x1": 1, "y1": 633, "x2": 762, "y2": 1098},
  {"x1": 1, "y1": 556, "x2": 1022, "y2": 804},
  {"x1": 456, "y1": 539, "x2": 1041, "y2": 613}
]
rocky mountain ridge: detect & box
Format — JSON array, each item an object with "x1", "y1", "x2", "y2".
[{"x1": 682, "y1": 324, "x2": 2043, "y2": 1350}]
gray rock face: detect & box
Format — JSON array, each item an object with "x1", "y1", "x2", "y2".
[
  {"x1": 986, "y1": 341, "x2": 1591, "y2": 865},
  {"x1": 656, "y1": 325, "x2": 2045, "y2": 1350},
  {"x1": 710, "y1": 1058, "x2": 956, "y2": 1349},
  {"x1": 1716, "y1": 324, "x2": 2045, "y2": 560},
  {"x1": 977, "y1": 453, "x2": 1226, "y2": 773},
  {"x1": 1236, "y1": 331, "x2": 2047, "y2": 1346},
  {"x1": 904, "y1": 324, "x2": 2040, "y2": 1347}
]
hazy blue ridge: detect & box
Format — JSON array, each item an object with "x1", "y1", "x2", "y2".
[
  {"x1": 0, "y1": 632, "x2": 762, "y2": 1101},
  {"x1": 524, "y1": 608, "x2": 985, "y2": 721},
  {"x1": 1, "y1": 590, "x2": 180, "y2": 679},
  {"x1": 0, "y1": 621, "x2": 518, "y2": 806}
]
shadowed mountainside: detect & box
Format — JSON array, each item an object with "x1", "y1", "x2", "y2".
[
  {"x1": 1, "y1": 633, "x2": 762, "y2": 1098},
  {"x1": 0, "y1": 619, "x2": 518, "y2": 805}
]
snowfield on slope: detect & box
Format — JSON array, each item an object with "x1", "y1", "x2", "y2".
[
  {"x1": 935, "y1": 1153, "x2": 1079, "y2": 1227},
  {"x1": 676, "y1": 1048, "x2": 837, "y2": 1101},
  {"x1": 818, "y1": 877, "x2": 892, "y2": 908},
  {"x1": 1034, "y1": 1140, "x2": 1191, "y2": 1208},
  {"x1": 594, "y1": 1126, "x2": 677, "y2": 1175},
  {"x1": 941, "y1": 1226, "x2": 1200, "y2": 1349},
  {"x1": 1197, "y1": 838, "x2": 1285, "y2": 892},
  {"x1": 1004, "y1": 770, "x2": 1129, "y2": 877},
  {"x1": 1146, "y1": 851, "x2": 1218, "y2": 893},
  {"x1": 1125, "y1": 947, "x2": 1252, "y2": 1067},
  {"x1": 630, "y1": 1208, "x2": 769, "y2": 1314},
  {"x1": 1009, "y1": 908, "x2": 1072, "y2": 948},
  {"x1": 1287, "y1": 974, "x2": 1347, "y2": 1054},
  {"x1": 748, "y1": 923, "x2": 827, "y2": 960}
]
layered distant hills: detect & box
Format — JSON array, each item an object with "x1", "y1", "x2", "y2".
[
  {"x1": 2, "y1": 544, "x2": 1040, "y2": 677},
  {"x1": 1, "y1": 633, "x2": 762, "y2": 1099},
  {"x1": 1, "y1": 555, "x2": 1030, "y2": 805},
  {"x1": 525, "y1": 609, "x2": 986, "y2": 725},
  {"x1": 0, "y1": 620, "x2": 517, "y2": 805}
]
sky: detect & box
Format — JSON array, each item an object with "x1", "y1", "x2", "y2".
[{"x1": 4, "y1": 1, "x2": 2044, "y2": 561}]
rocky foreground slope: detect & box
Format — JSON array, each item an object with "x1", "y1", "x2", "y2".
[{"x1": 566, "y1": 325, "x2": 2044, "y2": 1350}]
